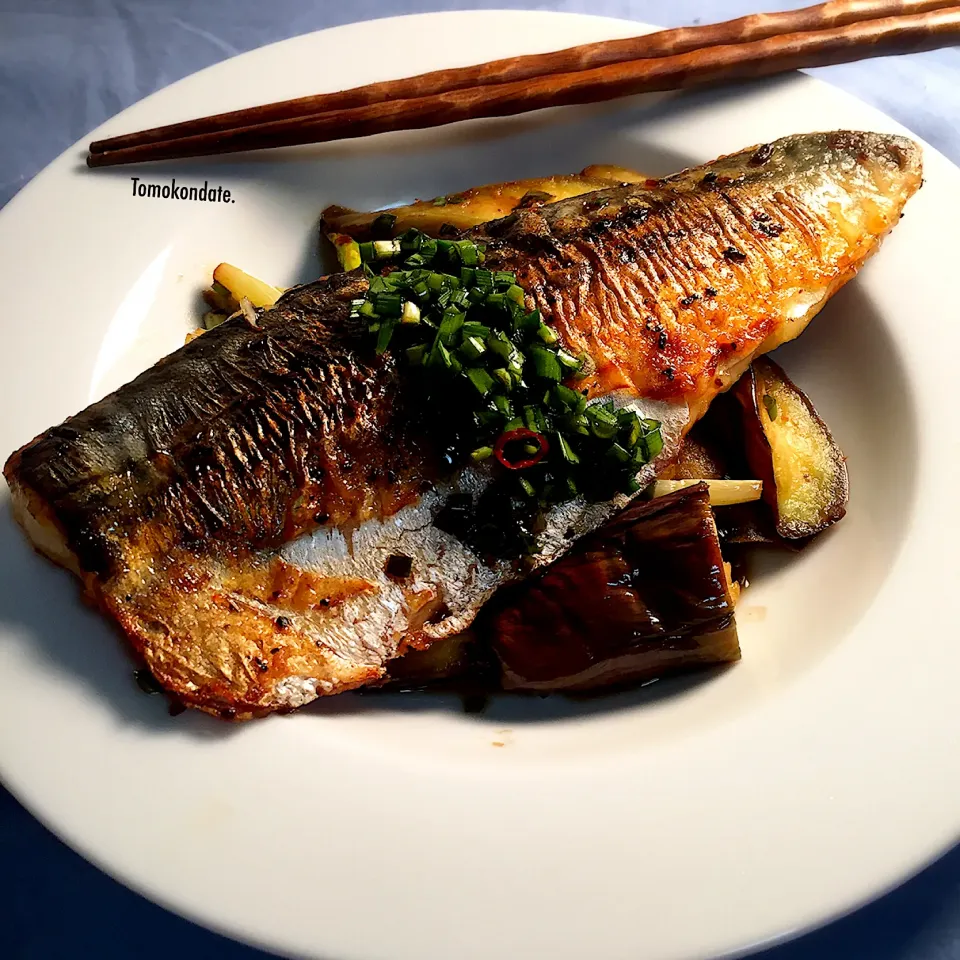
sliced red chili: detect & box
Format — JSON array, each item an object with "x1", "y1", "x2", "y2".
[{"x1": 494, "y1": 428, "x2": 549, "y2": 470}]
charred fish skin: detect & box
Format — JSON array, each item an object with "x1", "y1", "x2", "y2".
[
  {"x1": 7, "y1": 271, "x2": 437, "y2": 570},
  {"x1": 4, "y1": 132, "x2": 921, "y2": 719},
  {"x1": 6, "y1": 271, "x2": 453, "y2": 718}
]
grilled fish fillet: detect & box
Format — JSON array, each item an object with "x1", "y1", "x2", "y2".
[{"x1": 4, "y1": 132, "x2": 921, "y2": 719}]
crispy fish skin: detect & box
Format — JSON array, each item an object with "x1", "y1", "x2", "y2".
[
  {"x1": 6, "y1": 273, "x2": 450, "y2": 717},
  {"x1": 4, "y1": 132, "x2": 921, "y2": 719},
  {"x1": 479, "y1": 131, "x2": 921, "y2": 422}
]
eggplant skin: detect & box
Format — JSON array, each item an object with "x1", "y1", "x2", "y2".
[
  {"x1": 732, "y1": 357, "x2": 849, "y2": 539},
  {"x1": 662, "y1": 390, "x2": 784, "y2": 546},
  {"x1": 491, "y1": 484, "x2": 739, "y2": 692}
]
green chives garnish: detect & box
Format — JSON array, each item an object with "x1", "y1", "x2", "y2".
[
  {"x1": 352, "y1": 226, "x2": 663, "y2": 514},
  {"x1": 537, "y1": 323, "x2": 559, "y2": 344},
  {"x1": 467, "y1": 367, "x2": 495, "y2": 396}
]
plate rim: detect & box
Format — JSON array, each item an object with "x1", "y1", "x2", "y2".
[{"x1": 1, "y1": 9, "x2": 958, "y2": 960}]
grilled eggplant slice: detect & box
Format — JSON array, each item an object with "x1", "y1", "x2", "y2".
[
  {"x1": 384, "y1": 631, "x2": 479, "y2": 686},
  {"x1": 659, "y1": 395, "x2": 781, "y2": 546},
  {"x1": 491, "y1": 484, "x2": 740, "y2": 692},
  {"x1": 657, "y1": 426, "x2": 729, "y2": 481},
  {"x1": 732, "y1": 357, "x2": 849, "y2": 539}
]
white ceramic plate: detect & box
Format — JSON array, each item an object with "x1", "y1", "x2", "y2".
[{"x1": 0, "y1": 10, "x2": 958, "y2": 960}]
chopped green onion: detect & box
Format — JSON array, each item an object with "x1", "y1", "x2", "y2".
[
  {"x1": 555, "y1": 433, "x2": 580, "y2": 464},
  {"x1": 518, "y1": 477, "x2": 537, "y2": 497},
  {"x1": 556, "y1": 349, "x2": 581, "y2": 371},
  {"x1": 606, "y1": 443, "x2": 631, "y2": 465},
  {"x1": 462, "y1": 322, "x2": 491, "y2": 340},
  {"x1": 375, "y1": 320, "x2": 396, "y2": 354},
  {"x1": 565, "y1": 412, "x2": 590, "y2": 436},
  {"x1": 586, "y1": 403, "x2": 619, "y2": 439},
  {"x1": 457, "y1": 240, "x2": 481, "y2": 267},
  {"x1": 373, "y1": 239, "x2": 401, "y2": 259},
  {"x1": 438, "y1": 309, "x2": 464, "y2": 344},
  {"x1": 487, "y1": 334, "x2": 514, "y2": 362},
  {"x1": 523, "y1": 405, "x2": 548, "y2": 434},
  {"x1": 635, "y1": 428, "x2": 664, "y2": 463},
  {"x1": 459, "y1": 336, "x2": 486, "y2": 361},
  {"x1": 557, "y1": 476, "x2": 578, "y2": 501},
  {"x1": 528, "y1": 346, "x2": 562, "y2": 382},
  {"x1": 471, "y1": 446, "x2": 494, "y2": 463},
  {"x1": 353, "y1": 226, "x2": 663, "y2": 519},
  {"x1": 553, "y1": 384, "x2": 586, "y2": 412},
  {"x1": 427, "y1": 337, "x2": 453, "y2": 370},
  {"x1": 618, "y1": 411, "x2": 642, "y2": 448},
  {"x1": 467, "y1": 367, "x2": 495, "y2": 397},
  {"x1": 375, "y1": 293, "x2": 403, "y2": 317},
  {"x1": 475, "y1": 408, "x2": 500, "y2": 429},
  {"x1": 516, "y1": 309, "x2": 541, "y2": 336},
  {"x1": 537, "y1": 323, "x2": 559, "y2": 345}
]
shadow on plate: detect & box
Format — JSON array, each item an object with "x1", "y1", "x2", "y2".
[
  {"x1": 0, "y1": 509, "x2": 236, "y2": 738},
  {"x1": 308, "y1": 662, "x2": 737, "y2": 724}
]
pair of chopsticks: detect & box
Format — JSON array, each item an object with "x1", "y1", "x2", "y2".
[{"x1": 87, "y1": 0, "x2": 960, "y2": 168}]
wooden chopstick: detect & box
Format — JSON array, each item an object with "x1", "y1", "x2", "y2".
[
  {"x1": 87, "y1": 6, "x2": 960, "y2": 168},
  {"x1": 89, "y1": 0, "x2": 954, "y2": 157}
]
